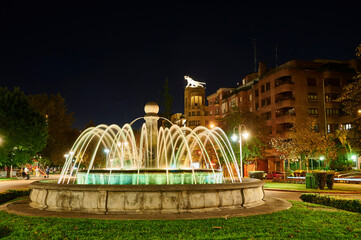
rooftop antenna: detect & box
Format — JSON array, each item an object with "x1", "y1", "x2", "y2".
[
  {"x1": 275, "y1": 44, "x2": 278, "y2": 68},
  {"x1": 250, "y1": 38, "x2": 258, "y2": 72}
]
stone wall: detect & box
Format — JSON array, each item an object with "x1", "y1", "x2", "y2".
[{"x1": 29, "y1": 179, "x2": 265, "y2": 214}]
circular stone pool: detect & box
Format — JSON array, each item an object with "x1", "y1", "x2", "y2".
[
  {"x1": 29, "y1": 178, "x2": 265, "y2": 214},
  {"x1": 75, "y1": 169, "x2": 224, "y2": 185}
]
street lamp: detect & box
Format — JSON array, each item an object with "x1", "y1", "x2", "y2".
[
  {"x1": 351, "y1": 155, "x2": 357, "y2": 169},
  {"x1": 231, "y1": 124, "x2": 249, "y2": 179},
  {"x1": 319, "y1": 156, "x2": 324, "y2": 168}
]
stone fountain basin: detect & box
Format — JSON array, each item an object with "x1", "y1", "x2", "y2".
[
  {"x1": 75, "y1": 169, "x2": 224, "y2": 185},
  {"x1": 29, "y1": 178, "x2": 265, "y2": 214}
]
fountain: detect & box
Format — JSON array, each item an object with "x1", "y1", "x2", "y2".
[{"x1": 29, "y1": 102, "x2": 265, "y2": 214}]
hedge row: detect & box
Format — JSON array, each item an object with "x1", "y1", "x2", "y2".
[
  {"x1": 249, "y1": 171, "x2": 264, "y2": 180},
  {"x1": 0, "y1": 189, "x2": 31, "y2": 204},
  {"x1": 300, "y1": 193, "x2": 361, "y2": 213}
]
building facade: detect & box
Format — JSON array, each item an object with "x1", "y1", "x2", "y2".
[{"x1": 184, "y1": 59, "x2": 360, "y2": 173}]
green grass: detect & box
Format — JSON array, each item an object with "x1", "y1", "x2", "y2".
[
  {"x1": 264, "y1": 182, "x2": 361, "y2": 192},
  {"x1": 1, "y1": 201, "x2": 361, "y2": 239},
  {"x1": 0, "y1": 177, "x2": 17, "y2": 181}
]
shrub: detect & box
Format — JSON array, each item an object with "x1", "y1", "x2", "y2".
[
  {"x1": 0, "y1": 189, "x2": 30, "y2": 204},
  {"x1": 326, "y1": 174, "x2": 334, "y2": 190},
  {"x1": 314, "y1": 172, "x2": 327, "y2": 189},
  {"x1": 300, "y1": 193, "x2": 361, "y2": 213},
  {"x1": 249, "y1": 171, "x2": 264, "y2": 180}
]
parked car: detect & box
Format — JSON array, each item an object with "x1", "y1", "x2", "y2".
[{"x1": 265, "y1": 171, "x2": 286, "y2": 179}]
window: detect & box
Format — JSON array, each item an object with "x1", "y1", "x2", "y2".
[
  {"x1": 266, "y1": 82, "x2": 270, "y2": 91},
  {"x1": 327, "y1": 124, "x2": 339, "y2": 133},
  {"x1": 255, "y1": 89, "x2": 259, "y2": 97},
  {"x1": 276, "y1": 108, "x2": 295, "y2": 118},
  {"x1": 255, "y1": 102, "x2": 259, "y2": 111},
  {"x1": 308, "y1": 93, "x2": 318, "y2": 101},
  {"x1": 262, "y1": 111, "x2": 271, "y2": 120},
  {"x1": 261, "y1": 97, "x2": 271, "y2": 107},
  {"x1": 239, "y1": 96, "x2": 243, "y2": 103},
  {"x1": 324, "y1": 78, "x2": 340, "y2": 87},
  {"x1": 222, "y1": 103, "x2": 227, "y2": 113},
  {"x1": 309, "y1": 108, "x2": 318, "y2": 115},
  {"x1": 209, "y1": 110, "x2": 213, "y2": 115},
  {"x1": 313, "y1": 124, "x2": 319, "y2": 131},
  {"x1": 192, "y1": 111, "x2": 195, "y2": 116},
  {"x1": 249, "y1": 94, "x2": 252, "y2": 101},
  {"x1": 215, "y1": 108, "x2": 219, "y2": 115},
  {"x1": 326, "y1": 108, "x2": 339, "y2": 116},
  {"x1": 261, "y1": 85, "x2": 265, "y2": 93},
  {"x1": 196, "y1": 111, "x2": 200, "y2": 116},
  {"x1": 275, "y1": 76, "x2": 292, "y2": 87},
  {"x1": 343, "y1": 123, "x2": 352, "y2": 130},
  {"x1": 307, "y1": 77, "x2": 317, "y2": 86},
  {"x1": 325, "y1": 93, "x2": 339, "y2": 102},
  {"x1": 209, "y1": 100, "x2": 213, "y2": 105}
]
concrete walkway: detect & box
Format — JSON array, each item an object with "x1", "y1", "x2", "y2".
[
  {"x1": 0, "y1": 174, "x2": 60, "y2": 192},
  {"x1": 1, "y1": 178, "x2": 360, "y2": 220}
]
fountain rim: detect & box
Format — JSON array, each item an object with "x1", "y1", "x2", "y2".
[
  {"x1": 30, "y1": 178, "x2": 263, "y2": 191},
  {"x1": 77, "y1": 168, "x2": 222, "y2": 174}
]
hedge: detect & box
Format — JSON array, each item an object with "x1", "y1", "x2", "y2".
[
  {"x1": 249, "y1": 171, "x2": 264, "y2": 180},
  {"x1": 300, "y1": 193, "x2": 361, "y2": 213},
  {"x1": 0, "y1": 189, "x2": 31, "y2": 204}
]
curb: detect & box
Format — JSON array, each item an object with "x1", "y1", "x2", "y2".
[{"x1": 264, "y1": 188, "x2": 361, "y2": 194}]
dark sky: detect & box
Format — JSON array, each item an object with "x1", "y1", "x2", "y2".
[{"x1": 1, "y1": 2, "x2": 360, "y2": 129}]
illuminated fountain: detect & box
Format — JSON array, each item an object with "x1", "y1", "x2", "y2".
[
  {"x1": 58, "y1": 101, "x2": 239, "y2": 186},
  {"x1": 29, "y1": 92, "x2": 264, "y2": 215}
]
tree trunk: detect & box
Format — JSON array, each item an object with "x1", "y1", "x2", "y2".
[
  {"x1": 287, "y1": 159, "x2": 290, "y2": 170},
  {"x1": 6, "y1": 166, "x2": 10, "y2": 178},
  {"x1": 306, "y1": 156, "x2": 310, "y2": 172}
]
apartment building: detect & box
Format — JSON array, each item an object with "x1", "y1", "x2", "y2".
[
  {"x1": 207, "y1": 59, "x2": 359, "y2": 136},
  {"x1": 202, "y1": 59, "x2": 360, "y2": 173},
  {"x1": 184, "y1": 85, "x2": 209, "y2": 128}
]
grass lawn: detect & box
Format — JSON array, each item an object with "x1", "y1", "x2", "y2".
[
  {"x1": 264, "y1": 181, "x2": 361, "y2": 192},
  {"x1": 0, "y1": 177, "x2": 17, "y2": 181},
  {"x1": 1, "y1": 201, "x2": 361, "y2": 239}
]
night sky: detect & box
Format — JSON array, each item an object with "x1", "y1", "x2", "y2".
[{"x1": 1, "y1": 2, "x2": 360, "y2": 129}]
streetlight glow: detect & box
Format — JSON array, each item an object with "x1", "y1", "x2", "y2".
[
  {"x1": 104, "y1": 148, "x2": 110, "y2": 153},
  {"x1": 320, "y1": 156, "x2": 325, "y2": 161},
  {"x1": 231, "y1": 133, "x2": 238, "y2": 142},
  {"x1": 231, "y1": 124, "x2": 249, "y2": 179},
  {"x1": 351, "y1": 155, "x2": 357, "y2": 162},
  {"x1": 242, "y1": 131, "x2": 249, "y2": 139}
]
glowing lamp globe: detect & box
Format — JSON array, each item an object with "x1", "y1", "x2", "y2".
[{"x1": 144, "y1": 102, "x2": 159, "y2": 115}]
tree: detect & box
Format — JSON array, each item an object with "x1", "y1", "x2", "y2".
[
  {"x1": 158, "y1": 78, "x2": 174, "y2": 127},
  {"x1": 338, "y1": 44, "x2": 361, "y2": 149},
  {"x1": 0, "y1": 87, "x2": 48, "y2": 176},
  {"x1": 271, "y1": 137, "x2": 298, "y2": 170},
  {"x1": 220, "y1": 106, "x2": 270, "y2": 170},
  {"x1": 289, "y1": 118, "x2": 337, "y2": 172},
  {"x1": 28, "y1": 93, "x2": 79, "y2": 166}
]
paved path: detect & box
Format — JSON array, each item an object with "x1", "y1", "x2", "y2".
[
  {"x1": 0, "y1": 175, "x2": 60, "y2": 192},
  {"x1": 2, "y1": 177, "x2": 361, "y2": 202}
]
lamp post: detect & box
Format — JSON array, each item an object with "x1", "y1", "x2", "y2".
[
  {"x1": 351, "y1": 155, "x2": 357, "y2": 169},
  {"x1": 319, "y1": 156, "x2": 324, "y2": 168},
  {"x1": 231, "y1": 124, "x2": 249, "y2": 179}
]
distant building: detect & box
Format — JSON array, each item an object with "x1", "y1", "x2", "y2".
[
  {"x1": 207, "y1": 59, "x2": 360, "y2": 137},
  {"x1": 184, "y1": 59, "x2": 360, "y2": 173},
  {"x1": 184, "y1": 85, "x2": 209, "y2": 128}
]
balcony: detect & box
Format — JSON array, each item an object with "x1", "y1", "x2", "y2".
[
  {"x1": 274, "y1": 76, "x2": 294, "y2": 87},
  {"x1": 275, "y1": 97, "x2": 295, "y2": 108}
]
